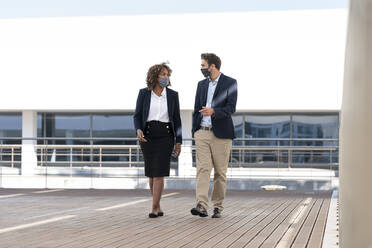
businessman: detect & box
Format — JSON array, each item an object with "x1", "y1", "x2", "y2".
[{"x1": 191, "y1": 53, "x2": 238, "y2": 218}]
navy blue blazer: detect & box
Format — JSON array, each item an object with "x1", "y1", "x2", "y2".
[
  {"x1": 133, "y1": 87, "x2": 182, "y2": 144},
  {"x1": 192, "y1": 73, "x2": 238, "y2": 139}
]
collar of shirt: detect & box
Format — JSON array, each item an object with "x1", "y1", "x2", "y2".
[
  {"x1": 151, "y1": 88, "x2": 167, "y2": 98},
  {"x1": 210, "y1": 73, "x2": 221, "y2": 86}
]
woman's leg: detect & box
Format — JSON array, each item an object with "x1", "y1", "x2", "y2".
[
  {"x1": 149, "y1": 177, "x2": 154, "y2": 195},
  {"x1": 152, "y1": 177, "x2": 164, "y2": 213}
]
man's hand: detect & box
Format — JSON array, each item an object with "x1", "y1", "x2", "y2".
[
  {"x1": 173, "y1": 143, "x2": 181, "y2": 158},
  {"x1": 137, "y1": 129, "x2": 147, "y2": 142},
  {"x1": 199, "y1": 106, "x2": 214, "y2": 116}
]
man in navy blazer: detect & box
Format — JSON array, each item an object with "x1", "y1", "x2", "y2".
[{"x1": 191, "y1": 53, "x2": 237, "y2": 218}]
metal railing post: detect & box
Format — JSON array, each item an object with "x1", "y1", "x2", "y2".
[
  {"x1": 330, "y1": 148, "x2": 333, "y2": 176},
  {"x1": 40, "y1": 147, "x2": 43, "y2": 167},
  {"x1": 129, "y1": 147, "x2": 132, "y2": 167},
  {"x1": 277, "y1": 140, "x2": 280, "y2": 177},
  {"x1": 11, "y1": 147, "x2": 14, "y2": 168},
  {"x1": 99, "y1": 148, "x2": 102, "y2": 168},
  {"x1": 70, "y1": 147, "x2": 73, "y2": 177}
]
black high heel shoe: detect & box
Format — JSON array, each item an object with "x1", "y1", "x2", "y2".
[
  {"x1": 158, "y1": 212, "x2": 164, "y2": 217},
  {"x1": 149, "y1": 213, "x2": 158, "y2": 218}
]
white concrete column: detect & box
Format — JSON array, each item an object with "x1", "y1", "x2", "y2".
[
  {"x1": 178, "y1": 110, "x2": 194, "y2": 177},
  {"x1": 340, "y1": 1, "x2": 372, "y2": 247},
  {"x1": 21, "y1": 110, "x2": 38, "y2": 175}
]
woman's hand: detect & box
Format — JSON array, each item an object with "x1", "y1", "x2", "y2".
[
  {"x1": 173, "y1": 143, "x2": 181, "y2": 158},
  {"x1": 137, "y1": 129, "x2": 147, "y2": 142}
]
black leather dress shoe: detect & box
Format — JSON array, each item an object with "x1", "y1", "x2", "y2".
[
  {"x1": 190, "y1": 204, "x2": 208, "y2": 217},
  {"x1": 211, "y1": 208, "x2": 222, "y2": 218},
  {"x1": 149, "y1": 213, "x2": 158, "y2": 218}
]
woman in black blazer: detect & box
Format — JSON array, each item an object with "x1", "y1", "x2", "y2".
[{"x1": 133, "y1": 63, "x2": 182, "y2": 218}]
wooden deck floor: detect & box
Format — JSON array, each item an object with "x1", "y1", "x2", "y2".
[{"x1": 0, "y1": 189, "x2": 331, "y2": 248}]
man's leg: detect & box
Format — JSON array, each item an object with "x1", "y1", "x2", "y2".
[
  {"x1": 195, "y1": 130, "x2": 213, "y2": 209},
  {"x1": 210, "y1": 136, "x2": 232, "y2": 212}
]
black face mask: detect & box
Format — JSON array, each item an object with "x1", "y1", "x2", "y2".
[{"x1": 201, "y1": 68, "x2": 211, "y2": 78}]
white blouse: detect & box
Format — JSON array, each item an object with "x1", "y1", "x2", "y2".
[{"x1": 147, "y1": 88, "x2": 169, "y2": 122}]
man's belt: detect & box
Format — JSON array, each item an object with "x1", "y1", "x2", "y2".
[{"x1": 200, "y1": 126, "x2": 213, "y2": 131}]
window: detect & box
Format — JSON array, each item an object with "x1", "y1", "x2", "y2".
[
  {"x1": 0, "y1": 113, "x2": 22, "y2": 167},
  {"x1": 228, "y1": 112, "x2": 339, "y2": 168},
  {"x1": 0, "y1": 113, "x2": 22, "y2": 140},
  {"x1": 37, "y1": 112, "x2": 137, "y2": 166},
  {"x1": 244, "y1": 115, "x2": 290, "y2": 146}
]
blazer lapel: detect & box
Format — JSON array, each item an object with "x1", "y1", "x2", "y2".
[
  {"x1": 144, "y1": 89, "x2": 151, "y2": 121},
  {"x1": 212, "y1": 73, "x2": 224, "y2": 104},
  {"x1": 202, "y1": 79, "x2": 209, "y2": 106},
  {"x1": 166, "y1": 87, "x2": 172, "y2": 119}
]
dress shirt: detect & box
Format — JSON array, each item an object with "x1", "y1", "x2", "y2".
[
  {"x1": 201, "y1": 73, "x2": 221, "y2": 127},
  {"x1": 147, "y1": 88, "x2": 170, "y2": 122}
]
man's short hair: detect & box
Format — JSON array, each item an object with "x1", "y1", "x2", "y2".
[{"x1": 201, "y1": 53, "x2": 221, "y2": 70}]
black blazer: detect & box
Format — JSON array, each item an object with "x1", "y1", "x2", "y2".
[
  {"x1": 192, "y1": 73, "x2": 238, "y2": 139},
  {"x1": 133, "y1": 87, "x2": 182, "y2": 144}
]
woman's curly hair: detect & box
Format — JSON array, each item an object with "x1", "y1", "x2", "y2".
[{"x1": 146, "y1": 63, "x2": 172, "y2": 90}]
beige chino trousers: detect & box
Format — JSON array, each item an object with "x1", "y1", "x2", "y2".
[{"x1": 194, "y1": 129, "x2": 232, "y2": 211}]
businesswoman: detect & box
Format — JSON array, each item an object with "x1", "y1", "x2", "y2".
[{"x1": 133, "y1": 63, "x2": 182, "y2": 218}]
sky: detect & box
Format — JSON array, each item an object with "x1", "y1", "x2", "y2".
[{"x1": 0, "y1": 0, "x2": 348, "y2": 19}]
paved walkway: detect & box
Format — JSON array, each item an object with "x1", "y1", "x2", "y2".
[{"x1": 0, "y1": 189, "x2": 331, "y2": 248}]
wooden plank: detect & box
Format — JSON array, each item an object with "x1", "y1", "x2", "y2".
[
  {"x1": 16, "y1": 197, "x2": 190, "y2": 248},
  {"x1": 258, "y1": 197, "x2": 311, "y2": 248},
  {"x1": 0, "y1": 190, "x2": 333, "y2": 248},
  {"x1": 274, "y1": 197, "x2": 318, "y2": 248},
  {"x1": 307, "y1": 198, "x2": 331, "y2": 248},
  {"x1": 226, "y1": 199, "x2": 297, "y2": 248},
  {"x1": 291, "y1": 198, "x2": 323, "y2": 248},
  {"x1": 162, "y1": 198, "x2": 272, "y2": 248},
  {"x1": 151, "y1": 198, "x2": 263, "y2": 248},
  {"x1": 58, "y1": 197, "x2": 193, "y2": 248},
  {"x1": 195, "y1": 198, "x2": 289, "y2": 248},
  {"x1": 244, "y1": 198, "x2": 304, "y2": 248},
  {"x1": 121, "y1": 198, "x2": 246, "y2": 248}
]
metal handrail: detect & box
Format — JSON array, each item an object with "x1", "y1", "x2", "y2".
[
  {"x1": 35, "y1": 145, "x2": 139, "y2": 149},
  {"x1": 0, "y1": 144, "x2": 339, "y2": 151},
  {"x1": 0, "y1": 137, "x2": 338, "y2": 170},
  {"x1": 0, "y1": 137, "x2": 339, "y2": 142}
]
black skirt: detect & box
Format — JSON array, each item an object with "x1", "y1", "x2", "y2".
[{"x1": 140, "y1": 121, "x2": 174, "y2": 177}]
